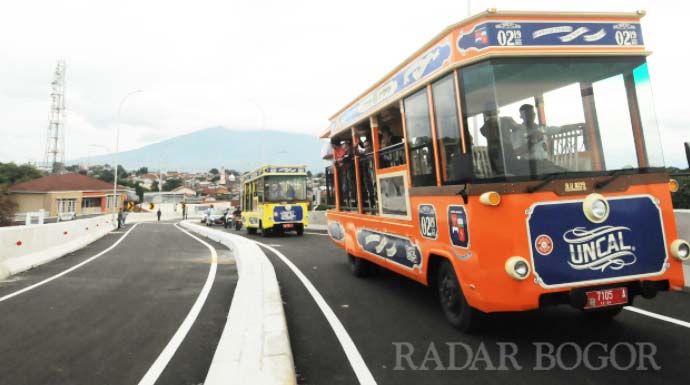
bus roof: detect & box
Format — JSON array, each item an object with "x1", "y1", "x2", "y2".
[
  {"x1": 241, "y1": 165, "x2": 308, "y2": 183},
  {"x1": 325, "y1": 9, "x2": 647, "y2": 138}
]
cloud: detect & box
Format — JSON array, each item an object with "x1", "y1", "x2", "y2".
[{"x1": 1, "y1": 0, "x2": 688, "y2": 169}]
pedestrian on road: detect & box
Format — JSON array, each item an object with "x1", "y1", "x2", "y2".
[
  {"x1": 157, "y1": 208, "x2": 162, "y2": 222},
  {"x1": 182, "y1": 205, "x2": 187, "y2": 219},
  {"x1": 117, "y1": 209, "x2": 124, "y2": 230}
]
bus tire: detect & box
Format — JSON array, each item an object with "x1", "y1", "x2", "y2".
[
  {"x1": 348, "y1": 254, "x2": 371, "y2": 277},
  {"x1": 247, "y1": 227, "x2": 257, "y2": 235},
  {"x1": 437, "y1": 260, "x2": 481, "y2": 332},
  {"x1": 296, "y1": 224, "x2": 304, "y2": 236},
  {"x1": 260, "y1": 222, "x2": 270, "y2": 237}
]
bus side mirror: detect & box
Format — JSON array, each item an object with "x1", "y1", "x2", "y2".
[{"x1": 685, "y1": 142, "x2": 690, "y2": 169}]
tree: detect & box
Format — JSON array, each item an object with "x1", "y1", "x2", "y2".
[
  {"x1": 135, "y1": 182, "x2": 145, "y2": 202},
  {"x1": 211, "y1": 175, "x2": 220, "y2": 183},
  {"x1": 151, "y1": 180, "x2": 160, "y2": 192},
  {"x1": 0, "y1": 187, "x2": 18, "y2": 225},
  {"x1": 307, "y1": 170, "x2": 313, "y2": 178},
  {"x1": 163, "y1": 178, "x2": 183, "y2": 192},
  {"x1": 117, "y1": 165, "x2": 129, "y2": 179},
  {"x1": 136, "y1": 166, "x2": 149, "y2": 176},
  {"x1": 64, "y1": 164, "x2": 80, "y2": 173},
  {"x1": 0, "y1": 162, "x2": 44, "y2": 186},
  {"x1": 209, "y1": 168, "x2": 219, "y2": 175},
  {"x1": 93, "y1": 169, "x2": 114, "y2": 183}
]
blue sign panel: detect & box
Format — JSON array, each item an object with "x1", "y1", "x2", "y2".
[
  {"x1": 357, "y1": 228, "x2": 422, "y2": 269},
  {"x1": 527, "y1": 196, "x2": 666, "y2": 288},
  {"x1": 337, "y1": 41, "x2": 452, "y2": 128},
  {"x1": 448, "y1": 206, "x2": 469, "y2": 248},
  {"x1": 458, "y1": 21, "x2": 644, "y2": 54},
  {"x1": 272, "y1": 205, "x2": 303, "y2": 222},
  {"x1": 419, "y1": 204, "x2": 437, "y2": 240}
]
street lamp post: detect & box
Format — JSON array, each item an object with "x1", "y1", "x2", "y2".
[{"x1": 112, "y1": 90, "x2": 142, "y2": 225}]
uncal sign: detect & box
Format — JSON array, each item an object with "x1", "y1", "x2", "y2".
[
  {"x1": 526, "y1": 195, "x2": 667, "y2": 288},
  {"x1": 272, "y1": 205, "x2": 303, "y2": 222}
]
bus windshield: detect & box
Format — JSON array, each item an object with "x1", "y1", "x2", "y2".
[
  {"x1": 462, "y1": 56, "x2": 664, "y2": 181},
  {"x1": 264, "y1": 175, "x2": 307, "y2": 201}
]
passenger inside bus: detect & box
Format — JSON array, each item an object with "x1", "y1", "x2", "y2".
[
  {"x1": 479, "y1": 107, "x2": 517, "y2": 175},
  {"x1": 356, "y1": 125, "x2": 377, "y2": 213},
  {"x1": 379, "y1": 125, "x2": 404, "y2": 168},
  {"x1": 511, "y1": 104, "x2": 549, "y2": 161}
]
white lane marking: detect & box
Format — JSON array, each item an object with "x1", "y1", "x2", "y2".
[
  {"x1": 0, "y1": 224, "x2": 140, "y2": 303},
  {"x1": 137, "y1": 223, "x2": 218, "y2": 385},
  {"x1": 624, "y1": 306, "x2": 690, "y2": 329},
  {"x1": 305, "y1": 232, "x2": 328, "y2": 236},
  {"x1": 256, "y1": 242, "x2": 377, "y2": 385}
]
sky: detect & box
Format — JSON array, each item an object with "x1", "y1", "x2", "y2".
[{"x1": 0, "y1": 0, "x2": 688, "y2": 168}]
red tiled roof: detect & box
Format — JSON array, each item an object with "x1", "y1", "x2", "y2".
[{"x1": 10, "y1": 173, "x2": 129, "y2": 193}]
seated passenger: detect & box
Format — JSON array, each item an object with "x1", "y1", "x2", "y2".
[
  {"x1": 479, "y1": 108, "x2": 518, "y2": 175},
  {"x1": 380, "y1": 125, "x2": 402, "y2": 148},
  {"x1": 511, "y1": 104, "x2": 548, "y2": 161}
]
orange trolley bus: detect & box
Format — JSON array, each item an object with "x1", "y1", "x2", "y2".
[{"x1": 322, "y1": 9, "x2": 689, "y2": 331}]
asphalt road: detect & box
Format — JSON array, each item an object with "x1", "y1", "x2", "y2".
[
  {"x1": 0, "y1": 221, "x2": 238, "y2": 385},
  {"x1": 223, "y1": 226, "x2": 690, "y2": 385}
]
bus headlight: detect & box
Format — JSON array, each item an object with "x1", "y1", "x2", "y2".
[
  {"x1": 583, "y1": 193, "x2": 609, "y2": 223},
  {"x1": 671, "y1": 239, "x2": 690, "y2": 261},
  {"x1": 669, "y1": 179, "x2": 679, "y2": 193},
  {"x1": 505, "y1": 256, "x2": 531, "y2": 280}
]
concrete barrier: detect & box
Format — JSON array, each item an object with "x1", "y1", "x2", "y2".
[
  {"x1": 0, "y1": 215, "x2": 114, "y2": 280},
  {"x1": 179, "y1": 221, "x2": 295, "y2": 385},
  {"x1": 674, "y1": 209, "x2": 690, "y2": 287}
]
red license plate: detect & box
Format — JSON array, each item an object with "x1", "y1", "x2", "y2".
[
  {"x1": 283, "y1": 223, "x2": 294, "y2": 229},
  {"x1": 584, "y1": 287, "x2": 628, "y2": 309}
]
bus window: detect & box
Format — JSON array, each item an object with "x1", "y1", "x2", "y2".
[
  {"x1": 325, "y1": 166, "x2": 335, "y2": 208},
  {"x1": 355, "y1": 123, "x2": 377, "y2": 214},
  {"x1": 461, "y1": 57, "x2": 663, "y2": 181},
  {"x1": 377, "y1": 105, "x2": 405, "y2": 168},
  {"x1": 333, "y1": 133, "x2": 358, "y2": 211},
  {"x1": 404, "y1": 88, "x2": 437, "y2": 186},
  {"x1": 592, "y1": 74, "x2": 637, "y2": 170},
  {"x1": 264, "y1": 175, "x2": 306, "y2": 201},
  {"x1": 431, "y1": 72, "x2": 473, "y2": 184}
]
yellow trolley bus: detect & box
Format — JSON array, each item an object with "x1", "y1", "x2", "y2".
[{"x1": 241, "y1": 165, "x2": 309, "y2": 236}]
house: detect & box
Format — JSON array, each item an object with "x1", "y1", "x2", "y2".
[
  {"x1": 171, "y1": 186, "x2": 197, "y2": 197},
  {"x1": 9, "y1": 173, "x2": 131, "y2": 218}
]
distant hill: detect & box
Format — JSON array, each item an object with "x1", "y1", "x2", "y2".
[{"x1": 71, "y1": 127, "x2": 327, "y2": 173}]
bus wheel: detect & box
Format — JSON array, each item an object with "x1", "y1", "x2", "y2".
[
  {"x1": 437, "y1": 260, "x2": 480, "y2": 332},
  {"x1": 296, "y1": 224, "x2": 304, "y2": 236},
  {"x1": 348, "y1": 254, "x2": 371, "y2": 277},
  {"x1": 247, "y1": 227, "x2": 257, "y2": 235},
  {"x1": 260, "y1": 222, "x2": 270, "y2": 237}
]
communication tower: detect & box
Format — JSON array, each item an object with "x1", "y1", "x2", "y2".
[{"x1": 43, "y1": 60, "x2": 67, "y2": 173}]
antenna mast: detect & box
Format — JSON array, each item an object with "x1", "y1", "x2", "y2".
[{"x1": 43, "y1": 60, "x2": 66, "y2": 173}]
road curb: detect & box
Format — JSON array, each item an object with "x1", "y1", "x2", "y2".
[{"x1": 179, "y1": 221, "x2": 296, "y2": 385}]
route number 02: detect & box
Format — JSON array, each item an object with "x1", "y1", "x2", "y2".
[
  {"x1": 497, "y1": 30, "x2": 519, "y2": 46},
  {"x1": 615, "y1": 30, "x2": 637, "y2": 46}
]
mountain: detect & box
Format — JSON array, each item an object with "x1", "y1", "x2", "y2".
[{"x1": 72, "y1": 127, "x2": 327, "y2": 173}]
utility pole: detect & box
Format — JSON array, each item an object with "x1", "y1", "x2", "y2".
[{"x1": 43, "y1": 60, "x2": 66, "y2": 173}]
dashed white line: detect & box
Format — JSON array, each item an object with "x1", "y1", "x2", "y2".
[
  {"x1": 256, "y1": 241, "x2": 377, "y2": 385},
  {"x1": 304, "y1": 232, "x2": 328, "y2": 236},
  {"x1": 137, "y1": 223, "x2": 218, "y2": 385},
  {"x1": 624, "y1": 306, "x2": 690, "y2": 329},
  {"x1": 0, "y1": 223, "x2": 140, "y2": 303}
]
